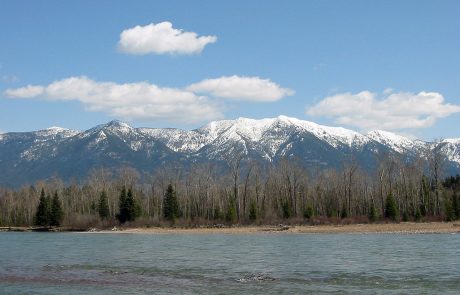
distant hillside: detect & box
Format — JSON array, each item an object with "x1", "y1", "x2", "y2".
[{"x1": 0, "y1": 116, "x2": 458, "y2": 186}]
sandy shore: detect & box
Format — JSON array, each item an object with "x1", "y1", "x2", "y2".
[{"x1": 87, "y1": 222, "x2": 460, "y2": 235}]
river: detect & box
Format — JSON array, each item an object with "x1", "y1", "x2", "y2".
[{"x1": 0, "y1": 232, "x2": 459, "y2": 294}]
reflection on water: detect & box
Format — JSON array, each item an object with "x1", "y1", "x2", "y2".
[{"x1": 0, "y1": 232, "x2": 459, "y2": 294}]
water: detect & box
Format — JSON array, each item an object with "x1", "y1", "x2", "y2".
[{"x1": 0, "y1": 232, "x2": 459, "y2": 294}]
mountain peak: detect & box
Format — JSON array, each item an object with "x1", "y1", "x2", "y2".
[
  {"x1": 1, "y1": 116, "x2": 459, "y2": 186},
  {"x1": 105, "y1": 120, "x2": 131, "y2": 128},
  {"x1": 35, "y1": 126, "x2": 78, "y2": 138},
  {"x1": 367, "y1": 130, "x2": 415, "y2": 153}
]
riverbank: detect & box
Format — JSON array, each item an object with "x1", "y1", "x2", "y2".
[
  {"x1": 2, "y1": 222, "x2": 459, "y2": 234},
  {"x1": 87, "y1": 222, "x2": 460, "y2": 234}
]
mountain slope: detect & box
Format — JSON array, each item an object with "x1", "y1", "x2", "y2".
[{"x1": 0, "y1": 116, "x2": 458, "y2": 186}]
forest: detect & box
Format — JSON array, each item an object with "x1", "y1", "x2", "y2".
[{"x1": 1, "y1": 149, "x2": 459, "y2": 229}]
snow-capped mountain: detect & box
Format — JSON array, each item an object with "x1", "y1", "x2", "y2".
[{"x1": 0, "y1": 116, "x2": 459, "y2": 186}]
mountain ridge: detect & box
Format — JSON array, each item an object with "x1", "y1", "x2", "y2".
[{"x1": 0, "y1": 116, "x2": 459, "y2": 186}]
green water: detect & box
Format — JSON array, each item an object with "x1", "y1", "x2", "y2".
[{"x1": 0, "y1": 232, "x2": 459, "y2": 294}]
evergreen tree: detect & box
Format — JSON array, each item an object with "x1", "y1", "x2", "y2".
[
  {"x1": 98, "y1": 191, "x2": 110, "y2": 219},
  {"x1": 368, "y1": 204, "x2": 377, "y2": 222},
  {"x1": 453, "y1": 192, "x2": 460, "y2": 220},
  {"x1": 116, "y1": 187, "x2": 141, "y2": 223},
  {"x1": 402, "y1": 211, "x2": 409, "y2": 222},
  {"x1": 303, "y1": 205, "x2": 314, "y2": 219},
  {"x1": 163, "y1": 184, "x2": 179, "y2": 220},
  {"x1": 226, "y1": 198, "x2": 237, "y2": 223},
  {"x1": 414, "y1": 208, "x2": 422, "y2": 221},
  {"x1": 340, "y1": 206, "x2": 348, "y2": 219},
  {"x1": 249, "y1": 200, "x2": 257, "y2": 222},
  {"x1": 384, "y1": 193, "x2": 398, "y2": 221},
  {"x1": 126, "y1": 188, "x2": 141, "y2": 222},
  {"x1": 444, "y1": 195, "x2": 455, "y2": 221},
  {"x1": 282, "y1": 200, "x2": 292, "y2": 219},
  {"x1": 116, "y1": 186, "x2": 128, "y2": 223},
  {"x1": 34, "y1": 189, "x2": 50, "y2": 226},
  {"x1": 50, "y1": 192, "x2": 63, "y2": 227},
  {"x1": 213, "y1": 206, "x2": 223, "y2": 220}
]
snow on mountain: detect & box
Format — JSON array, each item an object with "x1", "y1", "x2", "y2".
[
  {"x1": 16, "y1": 127, "x2": 79, "y2": 161},
  {"x1": 367, "y1": 130, "x2": 417, "y2": 153},
  {"x1": 189, "y1": 115, "x2": 372, "y2": 159},
  {"x1": 276, "y1": 116, "x2": 370, "y2": 148},
  {"x1": 139, "y1": 128, "x2": 209, "y2": 153},
  {"x1": 35, "y1": 126, "x2": 79, "y2": 139},
  {"x1": 40, "y1": 116, "x2": 455, "y2": 163},
  {"x1": 1, "y1": 116, "x2": 459, "y2": 186},
  {"x1": 441, "y1": 138, "x2": 460, "y2": 165}
]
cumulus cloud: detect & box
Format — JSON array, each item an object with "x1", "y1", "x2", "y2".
[
  {"x1": 5, "y1": 85, "x2": 44, "y2": 98},
  {"x1": 5, "y1": 76, "x2": 223, "y2": 123},
  {"x1": 118, "y1": 21, "x2": 217, "y2": 55},
  {"x1": 187, "y1": 75, "x2": 295, "y2": 102},
  {"x1": 306, "y1": 90, "x2": 460, "y2": 131}
]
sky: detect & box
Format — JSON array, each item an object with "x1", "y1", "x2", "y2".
[{"x1": 1, "y1": 0, "x2": 460, "y2": 141}]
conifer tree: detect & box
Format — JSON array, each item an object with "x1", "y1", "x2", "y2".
[
  {"x1": 50, "y1": 192, "x2": 63, "y2": 227},
  {"x1": 453, "y1": 192, "x2": 460, "y2": 220},
  {"x1": 282, "y1": 200, "x2": 292, "y2": 219},
  {"x1": 117, "y1": 186, "x2": 128, "y2": 223},
  {"x1": 415, "y1": 208, "x2": 422, "y2": 221},
  {"x1": 126, "y1": 188, "x2": 141, "y2": 222},
  {"x1": 402, "y1": 211, "x2": 409, "y2": 222},
  {"x1": 249, "y1": 200, "x2": 257, "y2": 221},
  {"x1": 444, "y1": 196, "x2": 454, "y2": 221},
  {"x1": 98, "y1": 191, "x2": 110, "y2": 219},
  {"x1": 303, "y1": 204, "x2": 314, "y2": 219},
  {"x1": 385, "y1": 193, "x2": 398, "y2": 221},
  {"x1": 368, "y1": 204, "x2": 377, "y2": 222},
  {"x1": 34, "y1": 189, "x2": 50, "y2": 226},
  {"x1": 163, "y1": 184, "x2": 179, "y2": 220},
  {"x1": 226, "y1": 197, "x2": 237, "y2": 223},
  {"x1": 340, "y1": 206, "x2": 348, "y2": 219}
]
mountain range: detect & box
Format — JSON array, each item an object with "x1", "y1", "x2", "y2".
[{"x1": 0, "y1": 116, "x2": 459, "y2": 187}]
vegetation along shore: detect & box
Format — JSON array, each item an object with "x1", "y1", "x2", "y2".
[{"x1": 1, "y1": 151, "x2": 460, "y2": 232}]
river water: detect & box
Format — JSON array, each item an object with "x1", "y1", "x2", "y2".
[{"x1": 0, "y1": 232, "x2": 459, "y2": 294}]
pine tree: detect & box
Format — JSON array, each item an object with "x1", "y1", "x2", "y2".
[
  {"x1": 116, "y1": 186, "x2": 128, "y2": 223},
  {"x1": 444, "y1": 193, "x2": 455, "y2": 221},
  {"x1": 303, "y1": 205, "x2": 314, "y2": 219},
  {"x1": 282, "y1": 200, "x2": 292, "y2": 219},
  {"x1": 98, "y1": 191, "x2": 110, "y2": 219},
  {"x1": 213, "y1": 206, "x2": 223, "y2": 220},
  {"x1": 340, "y1": 206, "x2": 348, "y2": 219},
  {"x1": 226, "y1": 198, "x2": 237, "y2": 223},
  {"x1": 444, "y1": 198, "x2": 455, "y2": 221},
  {"x1": 368, "y1": 204, "x2": 377, "y2": 222},
  {"x1": 414, "y1": 208, "x2": 422, "y2": 221},
  {"x1": 453, "y1": 192, "x2": 460, "y2": 220},
  {"x1": 249, "y1": 200, "x2": 257, "y2": 222},
  {"x1": 50, "y1": 192, "x2": 63, "y2": 227},
  {"x1": 384, "y1": 193, "x2": 398, "y2": 221},
  {"x1": 34, "y1": 189, "x2": 50, "y2": 226},
  {"x1": 402, "y1": 211, "x2": 409, "y2": 222},
  {"x1": 126, "y1": 188, "x2": 141, "y2": 222},
  {"x1": 163, "y1": 184, "x2": 179, "y2": 220}
]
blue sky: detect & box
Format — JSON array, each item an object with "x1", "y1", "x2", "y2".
[{"x1": 1, "y1": 0, "x2": 459, "y2": 140}]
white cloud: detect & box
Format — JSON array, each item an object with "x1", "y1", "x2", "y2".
[
  {"x1": 306, "y1": 90, "x2": 460, "y2": 131},
  {"x1": 118, "y1": 21, "x2": 217, "y2": 55},
  {"x1": 5, "y1": 76, "x2": 223, "y2": 124},
  {"x1": 5, "y1": 85, "x2": 44, "y2": 98},
  {"x1": 187, "y1": 75, "x2": 295, "y2": 102}
]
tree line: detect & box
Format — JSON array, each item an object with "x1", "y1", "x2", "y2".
[{"x1": 1, "y1": 150, "x2": 459, "y2": 228}]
